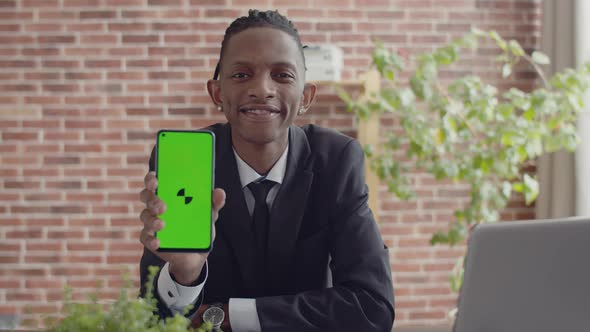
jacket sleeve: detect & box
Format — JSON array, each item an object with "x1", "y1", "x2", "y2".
[{"x1": 256, "y1": 139, "x2": 395, "y2": 332}]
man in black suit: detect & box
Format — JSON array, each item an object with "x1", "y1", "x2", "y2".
[{"x1": 138, "y1": 9, "x2": 395, "y2": 332}]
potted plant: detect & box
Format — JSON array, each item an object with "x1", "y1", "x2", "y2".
[{"x1": 339, "y1": 28, "x2": 590, "y2": 290}]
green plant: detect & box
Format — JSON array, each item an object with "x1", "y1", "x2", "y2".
[
  {"x1": 31, "y1": 266, "x2": 212, "y2": 332},
  {"x1": 339, "y1": 29, "x2": 590, "y2": 291}
]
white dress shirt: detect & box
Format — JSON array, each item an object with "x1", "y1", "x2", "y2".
[{"x1": 157, "y1": 145, "x2": 289, "y2": 332}]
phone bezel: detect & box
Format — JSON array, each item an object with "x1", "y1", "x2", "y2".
[{"x1": 154, "y1": 129, "x2": 216, "y2": 252}]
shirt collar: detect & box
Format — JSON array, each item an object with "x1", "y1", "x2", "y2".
[{"x1": 233, "y1": 145, "x2": 289, "y2": 188}]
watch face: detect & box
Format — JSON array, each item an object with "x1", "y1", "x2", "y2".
[{"x1": 203, "y1": 306, "x2": 225, "y2": 325}]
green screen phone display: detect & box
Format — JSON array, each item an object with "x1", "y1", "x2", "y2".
[{"x1": 155, "y1": 130, "x2": 215, "y2": 252}]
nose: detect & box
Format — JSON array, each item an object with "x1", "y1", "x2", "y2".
[{"x1": 248, "y1": 74, "x2": 275, "y2": 100}]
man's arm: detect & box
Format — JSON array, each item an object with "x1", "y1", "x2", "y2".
[
  {"x1": 139, "y1": 247, "x2": 207, "y2": 319},
  {"x1": 255, "y1": 139, "x2": 395, "y2": 332}
]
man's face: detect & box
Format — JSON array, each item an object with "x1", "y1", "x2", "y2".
[{"x1": 208, "y1": 27, "x2": 314, "y2": 147}]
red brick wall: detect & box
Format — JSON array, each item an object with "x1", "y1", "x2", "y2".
[{"x1": 0, "y1": 0, "x2": 541, "y2": 328}]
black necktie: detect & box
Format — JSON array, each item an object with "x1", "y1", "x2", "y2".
[{"x1": 247, "y1": 179, "x2": 275, "y2": 280}]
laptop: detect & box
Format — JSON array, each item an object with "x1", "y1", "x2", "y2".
[{"x1": 453, "y1": 217, "x2": 590, "y2": 332}]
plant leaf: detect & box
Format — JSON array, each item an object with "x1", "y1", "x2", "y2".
[
  {"x1": 502, "y1": 64, "x2": 512, "y2": 78},
  {"x1": 531, "y1": 51, "x2": 550, "y2": 65},
  {"x1": 508, "y1": 40, "x2": 525, "y2": 57},
  {"x1": 523, "y1": 173, "x2": 539, "y2": 204}
]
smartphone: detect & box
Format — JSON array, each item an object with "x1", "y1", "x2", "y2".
[{"x1": 155, "y1": 129, "x2": 215, "y2": 252}]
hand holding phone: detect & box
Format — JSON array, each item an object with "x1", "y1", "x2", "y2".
[
  {"x1": 139, "y1": 172, "x2": 225, "y2": 285},
  {"x1": 138, "y1": 130, "x2": 224, "y2": 285}
]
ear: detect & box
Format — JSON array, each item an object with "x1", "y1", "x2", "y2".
[
  {"x1": 206, "y1": 79, "x2": 223, "y2": 106},
  {"x1": 300, "y1": 83, "x2": 317, "y2": 113}
]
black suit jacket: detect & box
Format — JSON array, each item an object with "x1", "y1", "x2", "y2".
[{"x1": 140, "y1": 123, "x2": 395, "y2": 331}]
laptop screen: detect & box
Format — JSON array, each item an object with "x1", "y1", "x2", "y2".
[{"x1": 453, "y1": 218, "x2": 590, "y2": 332}]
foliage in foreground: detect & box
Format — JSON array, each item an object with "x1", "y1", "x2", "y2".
[{"x1": 33, "y1": 266, "x2": 212, "y2": 332}]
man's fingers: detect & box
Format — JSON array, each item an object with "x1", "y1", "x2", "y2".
[
  {"x1": 144, "y1": 171, "x2": 158, "y2": 192},
  {"x1": 139, "y1": 188, "x2": 153, "y2": 204},
  {"x1": 212, "y1": 188, "x2": 226, "y2": 211},
  {"x1": 139, "y1": 208, "x2": 164, "y2": 231},
  {"x1": 139, "y1": 210, "x2": 164, "y2": 251},
  {"x1": 140, "y1": 172, "x2": 158, "y2": 204},
  {"x1": 211, "y1": 188, "x2": 226, "y2": 224},
  {"x1": 140, "y1": 208, "x2": 155, "y2": 225},
  {"x1": 147, "y1": 196, "x2": 166, "y2": 215},
  {"x1": 140, "y1": 229, "x2": 160, "y2": 251}
]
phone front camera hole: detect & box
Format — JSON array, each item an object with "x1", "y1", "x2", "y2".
[{"x1": 162, "y1": 133, "x2": 166, "y2": 137}]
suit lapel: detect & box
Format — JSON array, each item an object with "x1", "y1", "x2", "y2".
[
  {"x1": 267, "y1": 126, "x2": 314, "y2": 293},
  {"x1": 214, "y1": 124, "x2": 259, "y2": 293}
]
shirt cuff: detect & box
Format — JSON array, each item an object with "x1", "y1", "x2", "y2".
[
  {"x1": 157, "y1": 262, "x2": 207, "y2": 312},
  {"x1": 229, "y1": 298, "x2": 261, "y2": 332}
]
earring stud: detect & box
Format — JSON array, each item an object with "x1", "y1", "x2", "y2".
[
  {"x1": 298, "y1": 107, "x2": 305, "y2": 115},
  {"x1": 217, "y1": 105, "x2": 222, "y2": 112}
]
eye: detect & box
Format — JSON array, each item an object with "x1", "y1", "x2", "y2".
[
  {"x1": 231, "y1": 72, "x2": 249, "y2": 79},
  {"x1": 274, "y1": 72, "x2": 295, "y2": 80}
]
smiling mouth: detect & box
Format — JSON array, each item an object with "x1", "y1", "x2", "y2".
[
  {"x1": 239, "y1": 106, "x2": 280, "y2": 115},
  {"x1": 238, "y1": 105, "x2": 281, "y2": 121}
]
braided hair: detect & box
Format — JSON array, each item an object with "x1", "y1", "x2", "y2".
[{"x1": 213, "y1": 9, "x2": 306, "y2": 80}]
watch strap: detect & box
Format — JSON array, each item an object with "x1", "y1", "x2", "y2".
[{"x1": 210, "y1": 302, "x2": 223, "y2": 309}]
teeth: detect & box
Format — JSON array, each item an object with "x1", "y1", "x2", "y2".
[{"x1": 243, "y1": 109, "x2": 274, "y2": 114}]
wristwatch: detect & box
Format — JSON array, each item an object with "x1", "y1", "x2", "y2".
[{"x1": 202, "y1": 303, "x2": 225, "y2": 332}]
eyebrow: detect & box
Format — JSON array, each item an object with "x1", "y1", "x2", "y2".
[{"x1": 229, "y1": 61, "x2": 298, "y2": 71}]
